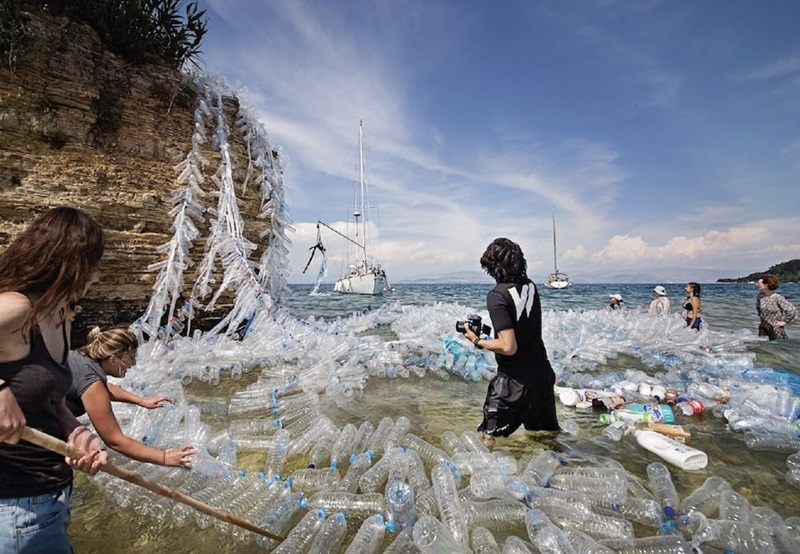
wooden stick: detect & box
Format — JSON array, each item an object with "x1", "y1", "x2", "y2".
[{"x1": 22, "y1": 427, "x2": 285, "y2": 542}]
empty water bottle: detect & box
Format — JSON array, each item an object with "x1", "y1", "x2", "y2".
[
  {"x1": 463, "y1": 499, "x2": 527, "y2": 533},
  {"x1": 402, "y1": 434, "x2": 449, "y2": 468},
  {"x1": 307, "y1": 511, "x2": 348, "y2": 554},
  {"x1": 385, "y1": 416, "x2": 412, "y2": 451},
  {"x1": 289, "y1": 467, "x2": 340, "y2": 494},
  {"x1": 599, "y1": 535, "x2": 695, "y2": 554},
  {"x1": 340, "y1": 451, "x2": 374, "y2": 493},
  {"x1": 471, "y1": 526, "x2": 501, "y2": 554},
  {"x1": 272, "y1": 509, "x2": 326, "y2": 554},
  {"x1": 461, "y1": 430, "x2": 491, "y2": 453},
  {"x1": 264, "y1": 428, "x2": 289, "y2": 481},
  {"x1": 351, "y1": 421, "x2": 376, "y2": 455},
  {"x1": 503, "y1": 535, "x2": 536, "y2": 553},
  {"x1": 520, "y1": 450, "x2": 565, "y2": 487},
  {"x1": 431, "y1": 463, "x2": 468, "y2": 545},
  {"x1": 680, "y1": 475, "x2": 731, "y2": 516},
  {"x1": 386, "y1": 479, "x2": 416, "y2": 531},
  {"x1": 308, "y1": 491, "x2": 385, "y2": 518},
  {"x1": 452, "y1": 451, "x2": 517, "y2": 475},
  {"x1": 412, "y1": 515, "x2": 471, "y2": 554},
  {"x1": 646, "y1": 462, "x2": 680, "y2": 518},
  {"x1": 719, "y1": 488, "x2": 750, "y2": 521},
  {"x1": 344, "y1": 513, "x2": 386, "y2": 554},
  {"x1": 330, "y1": 424, "x2": 357, "y2": 469},
  {"x1": 367, "y1": 417, "x2": 394, "y2": 455},
  {"x1": 441, "y1": 431, "x2": 468, "y2": 457},
  {"x1": 562, "y1": 528, "x2": 613, "y2": 554}
]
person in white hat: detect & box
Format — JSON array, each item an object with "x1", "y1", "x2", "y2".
[
  {"x1": 649, "y1": 285, "x2": 671, "y2": 315},
  {"x1": 608, "y1": 293, "x2": 624, "y2": 310}
]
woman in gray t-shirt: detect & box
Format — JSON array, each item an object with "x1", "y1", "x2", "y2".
[{"x1": 66, "y1": 327, "x2": 195, "y2": 467}]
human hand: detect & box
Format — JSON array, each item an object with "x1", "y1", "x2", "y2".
[
  {"x1": 463, "y1": 327, "x2": 478, "y2": 342},
  {"x1": 0, "y1": 388, "x2": 26, "y2": 444},
  {"x1": 66, "y1": 426, "x2": 108, "y2": 475},
  {"x1": 164, "y1": 445, "x2": 198, "y2": 469},
  {"x1": 775, "y1": 321, "x2": 786, "y2": 328},
  {"x1": 140, "y1": 395, "x2": 173, "y2": 409}
]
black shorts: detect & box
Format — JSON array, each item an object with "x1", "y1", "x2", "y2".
[{"x1": 477, "y1": 369, "x2": 559, "y2": 437}]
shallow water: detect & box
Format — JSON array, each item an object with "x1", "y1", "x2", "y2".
[{"x1": 69, "y1": 282, "x2": 800, "y2": 552}]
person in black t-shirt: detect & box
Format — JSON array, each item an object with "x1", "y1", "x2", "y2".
[{"x1": 461, "y1": 238, "x2": 559, "y2": 449}]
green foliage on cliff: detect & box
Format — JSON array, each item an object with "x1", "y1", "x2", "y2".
[
  {"x1": 717, "y1": 259, "x2": 800, "y2": 283},
  {"x1": 0, "y1": 0, "x2": 29, "y2": 69},
  {"x1": 4, "y1": 0, "x2": 208, "y2": 69}
]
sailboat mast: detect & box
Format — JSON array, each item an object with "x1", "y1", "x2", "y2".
[
  {"x1": 552, "y1": 206, "x2": 559, "y2": 273},
  {"x1": 358, "y1": 120, "x2": 368, "y2": 266}
]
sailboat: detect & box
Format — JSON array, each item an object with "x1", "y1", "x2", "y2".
[
  {"x1": 544, "y1": 206, "x2": 571, "y2": 289},
  {"x1": 317, "y1": 120, "x2": 390, "y2": 295}
]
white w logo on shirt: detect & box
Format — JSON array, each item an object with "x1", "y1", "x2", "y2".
[{"x1": 509, "y1": 284, "x2": 535, "y2": 321}]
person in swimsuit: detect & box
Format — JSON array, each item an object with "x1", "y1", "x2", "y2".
[
  {"x1": 684, "y1": 282, "x2": 702, "y2": 330},
  {"x1": 0, "y1": 207, "x2": 108, "y2": 553},
  {"x1": 461, "y1": 238, "x2": 559, "y2": 450},
  {"x1": 66, "y1": 327, "x2": 196, "y2": 467},
  {"x1": 756, "y1": 274, "x2": 796, "y2": 340}
]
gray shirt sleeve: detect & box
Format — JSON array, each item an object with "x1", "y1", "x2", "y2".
[{"x1": 65, "y1": 351, "x2": 108, "y2": 417}]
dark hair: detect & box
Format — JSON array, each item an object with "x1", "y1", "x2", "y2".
[
  {"x1": 480, "y1": 238, "x2": 529, "y2": 284},
  {"x1": 0, "y1": 207, "x2": 104, "y2": 334},
  {"x1": 687, "y1": 282, "x2": 701, "y2": 297},
  {"x1": 761, "y1": 274, "x2": 779, "y2": 291}
]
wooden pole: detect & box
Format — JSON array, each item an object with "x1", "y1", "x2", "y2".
[{"x1": 21, "y1": 427, "x2": 285, "y2": 542}]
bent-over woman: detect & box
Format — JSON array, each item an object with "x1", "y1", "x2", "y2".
[
  {"x1": 66, "y1": 327, "x2": 195, "y2": 467},
  {"x1": 756, "y1": 274, "x2": 797, "y2": 340}
]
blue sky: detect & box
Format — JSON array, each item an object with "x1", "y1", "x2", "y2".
[{"x1": 198, "y1": 0, "x2": 800, "y2": 283}]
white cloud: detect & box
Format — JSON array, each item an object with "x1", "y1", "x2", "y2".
[{"x1": 737, "y1": 54, "x2": 800, "y2": 82}]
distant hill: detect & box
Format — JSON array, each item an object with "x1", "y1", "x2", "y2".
[
  {"x1": 397, "y1": 270, "x2": 492, "y2": 284},
  {"x1": 717, "y1": 259, "x2": 800, "y2": 283}
]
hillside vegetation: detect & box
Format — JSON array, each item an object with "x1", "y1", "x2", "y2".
[{"x1": 718, "y1": 259, "x2": 800, "y2": 283}]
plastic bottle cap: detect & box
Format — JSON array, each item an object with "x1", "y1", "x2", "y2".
[
  {"x1": 664, "y1": 506, "x2": 676, "y2": 518},
  {"x1": 385, "y1": 521, "x2": 396, "y2": 532},
  {"x1": 330, "y1": 461, "x2": 338, "y2": 469}
]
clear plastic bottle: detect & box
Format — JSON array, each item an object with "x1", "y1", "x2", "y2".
[
  {"x1": 528, "y1": 494, "x2": 592, "y2": 521},
  {"x1": 255, "y1": 491, "x2": 306, "y2": 550},
  {"x1": 441, "y1": 431, "x2": 469, "y2": 457},
  {"x1": 340, "y1": 451, "x2": 374, "y2": 493},
  {"x1": 553, "y1": 513, "x2": 634, "y2": 541},
  {"x1": 532, "y1": 525, "x2": 577, "y2": 554},
  {"x1": 601, "y1": 421, "x2": 627, "y2": 441},
  {"x1": 307, "y1": 511, "x2": 348, "y2": 554},
  {"x1": 471, "y1": 526, "x2": 501, "y2": 554},
  {"x1": 594, "y1": 497, "x2": 663, "y2": 529},
  {"x1": 548, "y1": 474, "x2": 626, "y2": 505},
  {"x1": 503, "y1": 535, "x2": 536, "y2": 553},
  {"x1": 599, "y1": 535, "x2": 695, "y2": 554},
  {"x1": 412, "y1": 515, "x2": 471, "y2": 554},
  {"x1": 431, "y1": 462, "x2": 468, "y2": 545},
  {"x1": 367, "y1": 416, "x2": 394, "y2": 455},
  {"x1": 744, "y1": 431, "x2": 800, "y2": 453},
  {"x1": 307, "y1": 491, "x2": 386, "y2": 518},
  {"x1": 787, "y1": 468, "x2": 800, "y2": 488},
  {"x1": 330, "y1": 423, "x2": 357, "y2": 469},
  {"x1": 562, "y1": 528, "x2": 614, "y2": 554},
  {"x1": 383, "y1": 526, "x2": 417, "y2": 554},
  {"x1": 286, "y1": 417, "x2": 336, "y2": 459},
  {"x1": 415, "y1": 486, "x2": 439, "y2": 518},
  {"x1": 233, "y1": 479, "x2": 289, "y2": 543},
  {"x1": 386, "y1": 479, "x2": 417, "y2": 532},
  {"x1": 405, "y1": 450, "x2": 431, "y2": 492},
  {"x1": 351, "y1": 421, "x2": 375, "y2": 455},
  {"x1": 679, "y1": 475, "x2": 731, "y2": 516},
  {"x1": 402, "y1": 434, "x2": 450, "y2": 467},
  {"x1": 309, "y1": 426, "x2": 340, "y2": 468},
  {"x1": 385, "y1": 416, "x2": 412, "y2": 452},
  {"x1": 289, "y1": 467, "x2": 340, "y2": 495},
  {"x1": 359, "y1": 447, "x2": 406, "y2": 493},
  {"x1": 271, "y1": 509, "x2": 326, "y2": 554},
  {"x1": 461, "y1": 430, "x2": 491, "y2": 453},
  {"x1": 519, "y1": 450, "x2": 565, "y2": 487},
  {"x1": 452, "y1": 452, "x2": 517, "y2": 475},
  {"x1": 646, "y1": 462, "x2": 680, "y2": 518},
  {"x1": 691, "y1": 517, "x2": 776, "y2": 554},
  {"x1": 344, "y1": 513, "x2": 386, "y2": 554},
  {"x1": 750, "y1": 506, "x2": 800, "y2": 554},
  {"x1": 470, "y1": 471, "x2": 528, "y2": 500},
  {"x1": 264, "y1": 428, "x2": 289, "y2": 481},
  {"x1": 719, "y1": 488, "x2": 750, "y2": 522},
  {"x1": 463, "y1": 499, "x2": 527, "y2": 533}
]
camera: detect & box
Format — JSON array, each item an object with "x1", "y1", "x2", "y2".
[{"x1": 455, "y1": 314, "x2": 491, "y2": 336}]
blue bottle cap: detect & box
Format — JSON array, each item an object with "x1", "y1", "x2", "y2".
[
  {"x1": 664, "y1": 506, "x2": 676, "y2": 518},
  {"x1": 349, "y1": 454, "x2": 357, "y2": 464},
  {"x1": 299, "y1": 496, "x2": 308, "y2": 509},
  {"x1": 385, "y1": 520, "x2": 396, "y2": 532},
  {"x1": 330, "y1": 461, "x2": 338, "y2": 469}
]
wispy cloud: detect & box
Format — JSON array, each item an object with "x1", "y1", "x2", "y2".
[{"x1": 737, "y1": 53, "x2": 800, "y2": 82}]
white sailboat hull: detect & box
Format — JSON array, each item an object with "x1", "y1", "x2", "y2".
[
  {"x1": 544, "y1": 278, "x2": 571, "y2": 289},
  {"x1": 334, "y1": 271, "x2": 388, "y2": 295}
]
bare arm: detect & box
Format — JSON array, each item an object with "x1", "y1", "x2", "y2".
[
  {"x1": 54, "y1": 398, "x2": 107, "y2": 474},
  {"x1": 464, "y1": 327, "x2": 517, "y2": 356},
  {"x1": 82, "y1": 382, "x2": 193, "y2": 467},
  {"x1": 107, "y1": 383, "x2": 172, "y2": 409},
  {"x1": 686, "y1": 297, "x2": 701, "y2": 328}
]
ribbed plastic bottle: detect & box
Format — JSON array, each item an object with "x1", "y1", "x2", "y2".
[
  {"x1": 646, "y1": 462, "x2": 680, "y2": 518},
  {"x1": 554, "y1": 512, "x2": 635, "y2": 541},
  {"x1": 532, "y1": 525, "x2": 578, "y2": 554},
  {"x1": 431, "y1": 462, "x2": 468, "y2": 545},
  {"x1": 405, "y1": 449, "x2": 431, "y2": 492},
  {"x1": 562, "y1": 528, "x2": 614, "y2": 554},
  {"x1": 351, "y1": 421, "x2": 375, "y2": 455},
  {"x1": 503, "y1": 535, "x2": 536, "y2": 553},
  {"x1": 385, "y1": 416, "x2": 412, "y2": 452},
  {"x1": 386, "y1": 479, "x2": 417, "y2": 532},
  {"x1": 519, "y1": 450, "x2": 565, "y2": 487},
  {"x1": 744, "y1": 431, "x2": 800, "y2": 453},
  {"x1": 415, "y1": 486, "x2": 439, "y2": 518},
  {"x1": 286, "y1": 417, "x2": 335, "y2": 459},
  {"x1": 679, "y1": 475, "x2": 731, "y2": 516},
  {"x1": 412, "y1": 514, "x2": 471, "y2": 554},
  {"x1": 599, "y1": 535, "x2": 695, "y2": 554},
  {"x1": 207, "y1": 472, "x2": 263, "y2": 531},
  {"x1": 463, "y1": 499, "x2": 527, "y2": 533},
  {"x1": 264, "y1": 428, "x2": 290, "y2": 481},
  {"x1": 441, "y1": 431, "x2": 469, "y2": 457},
  {"x1": 719, "y1": 488, "x2": 750, "y2": 521},
  {"x1": 470, "y1": 526, "x2": 501, "y2": 554},
  {"x1": 601, "y1": 420, "x2": 627, "y2": 441},
  {"x1": 548, "y1": 474, "x2": 627, "y2": 505},
  {"x1": 452, "y1": 451, "x2": 517, "y2": 475},
  {"x1": 232, "y1": 479, "x2": 288, "y2": 543},
  {"x1": 330, "y1": 423, "x2": 357, "y2": 469},
  {"x1": 340, "y1": 451, "x2": 374, "y2": 493},
  {"x1": 528, "y1": 494, "x2": 592, "y2": 521},
  {"x1": 470, "y1": 471, "x2": 526, "y2": 500},
  {"x1": 402, "y1": 434, "x2": 449, "y2": 467},
  {"x1": 343, "y1": 513, "x2": 386, "y2": 554},
  {"x1": 750, "y1": 506, "x2": 800, "y2": 554},
  {"x1": 461, "y1": 430, "x2": 491, "y2": 453},
  {"x1": 307, "y1": 491, "x2": 386, "y2": 518},
  {"x1": 271, "y1": 509, "x2": 326, "y2": 554},
  {"x1": 594, "y1": 496, "x2": 663, "y2": 529},
  {"x1": 255, "y1": 491, "x2": 306, "y2": 550},
  {"x1": 691, "y1": 518, "x2": 777, "y2": 553},
  {"x1": 359, "y1": 447, "x2": 406, "y2": 493},
  {"x1": 367, "y1": 416, "x2": 394, "y2": 455},
  {"x1": 309, "y1": 426, "x2": 340, "y2": 468},
  {"x1": 289, "y1": 467, "x2": 340, "y2": 494},
  {"x1": 307, "y1": 511, "x2": 348, "y2": 554},
  {"x1": 383, "y1": 526, "x2": 416, "y2": 554}
]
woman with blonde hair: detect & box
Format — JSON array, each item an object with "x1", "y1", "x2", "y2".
[
  {"x1": 0, "y1": 207, "x2": 108, "y2": 552},
  {"x1": 66, "y1": 326, "x2": 196, "y2": 467}
]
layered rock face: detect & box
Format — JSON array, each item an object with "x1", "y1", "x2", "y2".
[{"x1": 0, "y1": 10, "x2": 278, "y2": 344}]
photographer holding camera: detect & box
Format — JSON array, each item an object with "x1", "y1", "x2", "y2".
[{"x1": 460, "y1": 238, "x2": 560, "y2": 449}]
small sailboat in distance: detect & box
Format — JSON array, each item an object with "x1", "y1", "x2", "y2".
[{"x1": 545, "y1": 206, "x2": 571, "y2": 289}]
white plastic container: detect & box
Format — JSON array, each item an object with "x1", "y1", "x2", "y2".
[{"x1": 634, "y1": 430, "x2": 708, "y2": 470}]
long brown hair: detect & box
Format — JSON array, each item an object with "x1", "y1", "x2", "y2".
[{"x1": 0, "y1": 207, "x2": 105, "y2": 334}]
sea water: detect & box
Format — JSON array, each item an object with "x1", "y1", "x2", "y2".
[{"x1": 69, "y1": 282, "x2": 799, "y2": 552}]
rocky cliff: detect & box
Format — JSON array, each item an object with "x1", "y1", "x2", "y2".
[{"x1": 0, "y1": 9, "x2": 279, "y2": 344}]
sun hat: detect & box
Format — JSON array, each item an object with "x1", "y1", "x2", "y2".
[
  {"x1": 609, "y1": 294, "x2": 623, "y2": 302},
  {"x1": 653, "y1": 286, "x2": 667, "y2": 296}
]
